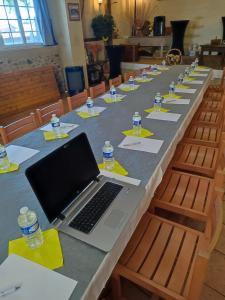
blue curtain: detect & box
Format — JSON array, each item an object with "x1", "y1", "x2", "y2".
[{"x1": 33, "y1": 0, "x2": 57, "y2": 46}]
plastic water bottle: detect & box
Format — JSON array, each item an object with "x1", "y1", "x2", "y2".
[
  {"x1": 142, "y1": 69, "x2": 148, "y2": 80},
  {"x1": 0, "y1": 144, "x2": 10, "y2": 170},
  {"x1": 18, "y1": 207, "x2": 44, "y2": 249},
  {"x1": 195, "y1": 58, "x2": 199, "y2": 68},
  {"x1": 184, "y1": 67, "x2": 190, "y2": 77},
  {"x1": 152, "y1": 64, "x2": 158, "y2": 71},
  {"x1": 178, "y1": 73, "x2": 184, "y2": 84},
  {"x1": 132, "y1": 112, "x2": 142, "y2": 136},
  {"x1": 169, "y1": 81, "x2": 175, "y2": 96},
  {"x1": 154, "y1": 92, "x2": 162, "y2": 112},
  {"x1": 51, "y1": 114, "x2": 62, "y2": 138},
  {"x1": 128, "y1": 76, "x2": 135, "y2": 90},
  {"x1": 86, "y1": 97, "x2": 94, "y2": 115},
  {"x1": 103, "y1": 141, "x2": 114, "y2": 171},
  {"x1": 162, "y1": 60, "x2": 166, "y2": 66},
  {"x1": 110, "y1": 85, "x2": 117, "y2": 102},
  {"x1": 191, "y1": 62, "x2": 196, "y2": 71}
]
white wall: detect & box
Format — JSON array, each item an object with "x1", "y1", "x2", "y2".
[{"x1": 112, "y1": 0, "x2": 225, "y2": 51}]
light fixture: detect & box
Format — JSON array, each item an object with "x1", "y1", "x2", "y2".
[{"x1": 98, "y1": 0, "x2": 103, "y2": 4}]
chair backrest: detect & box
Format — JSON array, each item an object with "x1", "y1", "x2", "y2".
[
  {"x1": 187, "y1": 195, "x2": 223, "y2": 300},
  {"x1": 109, "y1": 75, "x2": 122, "y2": 88},
  {"x1": 123, "y1": 70, "x2": 140, "y2": 82},
  {"x1": 67, "y1": 90, "x2": 88, "y2": 112},
  {"x1": 36, "y1": 99, "x2": 64, "y2": 125},
  {"x1": 89, "y1": 82, "x2": 106, "y2": 98},
  {"x1": 0, "y1": 113, "x2": 38, "y2": 144}
]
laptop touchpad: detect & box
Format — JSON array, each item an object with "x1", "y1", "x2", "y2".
[{"x1": 104, "y1": 210, "x2": 125, "y2": 229}]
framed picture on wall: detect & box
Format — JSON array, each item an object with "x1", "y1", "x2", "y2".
[{"x1": 68, "y1": 3, "x2": 80, "y2": 21}]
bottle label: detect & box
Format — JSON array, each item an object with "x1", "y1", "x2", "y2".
[
  {"x1": 103, "y1": 152, "x2": 113, "y2": 159},
  {"x1": 87, "y1": 102, "x2": 93, "y2": 108},
  {"x1": 154, "y1": 97, "x2": 161, "y2": 104},
  {"x1": 110, "y1": 90, "x2": 116, "y2": 95},
  {"x1": 128, "y1": 80, "x2": 134, "y2": 85},
  {"x1": 0, "y1": 150, "x2": 7, "y2": 159},
  {"x1": 133, "y1": 119, "x2": 141, "y2": 126},
  {"x1": 51, "y1": 121, "x2": 60, "y2": 128},
  {"x1": 20, "y1": 221, "x2": 39, "y2": 236}
]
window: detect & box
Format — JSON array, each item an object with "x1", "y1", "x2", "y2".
[{"x1": 0, "y1": 0, "x2": 42, "y2": 46}]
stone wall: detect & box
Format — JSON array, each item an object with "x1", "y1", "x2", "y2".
[{"x1": 0, "y1": 45, "x2": 66, "y2": 93}]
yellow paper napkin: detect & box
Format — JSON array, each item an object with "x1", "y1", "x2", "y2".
[
  {"x1": 144, "y1": 107, "x2": 170, "y2": 113},
  {"x1": 8, "y1": 229, "x2": 63, "y2": 270},
  {"x1": 196, "y1": 66, "x2": 208, "y2": 70},
  {"x1": 147, "y1": 71, "x2": 161, "y2": 76},
  {"x1": 0, "y1": 163, "x2": 19, "y2": 174},
  {"x1": 175, "y1": 84, "x2": 190, "y2": 89},
  {"x1": 103, "y1": 97, "x2": 123, "y2": 104},
  {"x1": 122, "y1": 128, "x2": 154, "y2": 138},
  {"x1": 119, "y1": 86, "x2": 139, "y2": 92},
  {"x1": 191, "y1": 72, "x2": 202, "y2": 75},
  {"x1": 44, "y1": 131, "x2": 69, "y2": 141},
  {"x1": 98, "y1": 160, "x2": 128, "y2": 176},
  {"x1": 163, "y1": 94, "x2": 181, "y2": 99},
  {"x1": 184, "y1": 77, "x2": 195, "y2": 82},
  {"x1": 76, "y1": 112, "x2": 100, "y2": 119},
  {"x1": 135, "y1": 78, "x2": 152, "y2": 83}
]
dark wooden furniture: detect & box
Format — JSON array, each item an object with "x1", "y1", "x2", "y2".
[
  {"x1": 200, "y1": 44, "x2": 225, "y2": 69},
  {"x1": 121, "y1": 44, "x2": 140, "y2": 62}
]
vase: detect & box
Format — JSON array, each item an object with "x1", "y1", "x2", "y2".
[
  {"x1": 153, "y1": 16, "x2": 166, "y2": 36},
  {"x1": 105, "y1": 45, "x2": 123, "y2": 79},
  {"x1": 171, "y1": 20, "x2": 189, "y2": 55},
  {"x1": 222, "y1": 17, "x2": 225, "y2": 40}
]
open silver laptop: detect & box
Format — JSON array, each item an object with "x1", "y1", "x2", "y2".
[{"x1": 25, "y1": 133, "x2": 145, "y2": 252}]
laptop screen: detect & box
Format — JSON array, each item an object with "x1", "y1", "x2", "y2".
[{"x1": 25, "y1": 133, "x2": 100, "y2": 223}]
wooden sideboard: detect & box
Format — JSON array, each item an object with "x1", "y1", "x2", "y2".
[
  {"x1": 128, "y1": 36, "x2": 172, "y2": 57},
  {"x1": 200, "y1": 44, "x2": 225, "y2": 69}
]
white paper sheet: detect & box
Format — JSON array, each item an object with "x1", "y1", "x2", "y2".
[
  {"x1": 175, "y1": 88, "x2": 197, "y2": 94},
  {"x1": 162, "y1": 98, "x2": 190, "y2": 105},
  {"x1": 118, "y1": 136, "x2": 164, "y2": 154},
  {"x1": 6, "y1": 145, "x2": 39, "y2": 165},
  {"x1": 196, "y1": 68, "x2": 210, "y2": 72},
  {"x1": 190, "y1": 73, "x2": 208, "y2": 77},
  {"x1": 118, "y1": 84, "x2": 140, "y2": 89},
  {"x1": 40, "y1": 123, "x2": 79, "y2": 134},
  {"x1": 0, "y1": 255, "x2": 77, "y2": 300},
  {"x1": 100, "y1": 94, "x2": 126, "y2": 100},
  {"x1": 183, "y1": 80, "x2": 204, "y2": 85},
  {"x1": 146, "y1": 112, "x2": 181, "y2": 122},
  {"x1": 100, "y1": 170, "x2": 141, "y2": 186},
  {"x1": 76, "y1": 105, "x2": 106, "y2": 114}
]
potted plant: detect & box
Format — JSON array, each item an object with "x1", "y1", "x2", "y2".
[{"x1": 91, "y1": 14, "x2": 115, "y2": 45}]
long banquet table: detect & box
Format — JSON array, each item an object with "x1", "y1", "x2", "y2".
[{"x1": 0, "y1": 65, "x2": 212, "y2": 300}]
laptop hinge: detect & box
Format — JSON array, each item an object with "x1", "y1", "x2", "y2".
[{"x1": 58, "y1": 213, "x2": 66, "y2": 221}]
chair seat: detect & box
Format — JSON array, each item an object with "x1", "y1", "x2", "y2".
[
  {"x1": 200, "y1": 99, "x2": 223, "y2": 111},
  {"x1": 116, "y1": 212, "x2": 204, "y2": 300},
  {"x1": 152, "y1": 169, "x2": 214, "y2": 222},
  {"x1": 171, "y1": 143, "x2": 219, "y2": 178},
  {"x1": 193, "y1": 110, "x2": 222, "y2": 127},
  {"x1": 183, "y1": 124, "x2": 222, "y2": 148}
]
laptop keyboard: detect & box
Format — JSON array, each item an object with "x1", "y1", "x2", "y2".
[{"x1": 69, "y1": 182, "x2": 123, "y2": 234}]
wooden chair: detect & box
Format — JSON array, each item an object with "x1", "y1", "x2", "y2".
[
  {"x1": 36, "y1": 99, "x2": 64, "y2": 126},
  {"x1": 0, "y1": 113, "x2": 38, "y2": 144},
  {"x1": 171, "y1": 142, "x2": 219, "y2": 178},
  {"x1": 89, "y1": 82, "x2": 106, "y2": 98},
  {"x1": 192, "y1": 109, "x2": 222, "y2": 127},
  {"x1": 208, "y1": 67, "x2": 225, "y2": 93},
  {"x1": 150, "y1": 169, "x2": 214, "y2": 223},
  {"x1": 183, "y1": 123, "x2": 222, "y2": 148},
  {"x1": 123, "y1": 70, "x2": 140, "y2": 82},
  {"x1": 67, "y1": 90, "x2": 88, "y2": 112},
  {"x1": 112, "y1": 195, "x2": 223, "y2": 300},
  {"x1": 109, "y1": 75, "x2": 122, "y2": 88}
]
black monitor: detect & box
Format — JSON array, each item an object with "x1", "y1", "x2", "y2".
[{"x1": 25, "y1": 133, "x2": 99, "y2": 223}]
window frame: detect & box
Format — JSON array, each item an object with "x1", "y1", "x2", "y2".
[{"x1": 0, "y1": 0, "x2": 43, "y2": 47}]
